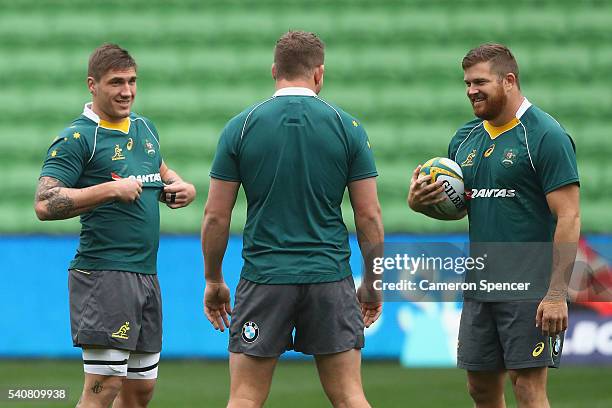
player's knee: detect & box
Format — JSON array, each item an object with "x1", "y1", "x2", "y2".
[
  {"x1": 229, "y1": 384, "x2": 269, "y2": 408},
  {"x1": 467, "y1": 378, "x2": 501, "y2": 403},
  {"x1": 467, "y1": 380, "x2": 486, "y2": 403},
  {"x1": 509, "y1": 368, "x2": 546, "y2": 404},
  {"x1": 129, "y1": 382, "x2": 156, "y2": 406},
  {"x1": 323, "y1": 381, "x2": 368, "y2": 408},
  {"x1": 512, "y1": 376, "x2": 545, "y2": 403}
]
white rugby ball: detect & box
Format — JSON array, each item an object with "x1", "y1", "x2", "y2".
[{"x1": 419, "y1": 157, "x2": 466, "y2": 216}]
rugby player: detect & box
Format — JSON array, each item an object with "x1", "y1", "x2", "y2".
[
  {"x1": 408, "y1": 43, "x2": 580, "y2": 408},
  {"x1": 202, "y1": 31, "x2": 384, "y2": 408},
  {"x1": 35, "y1": 44, "x2": 196, "y2": 408}
]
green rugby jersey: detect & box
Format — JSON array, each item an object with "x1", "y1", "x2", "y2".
[
  {"x1": 40, "y1": 103, "x2": 164, "y2": 274},
  {"x1": 448, "y1": 98, "x2": 579, "y2": 299},
  {"x1": 211, "y1": 87, "x2": 378, "y2": 284}
]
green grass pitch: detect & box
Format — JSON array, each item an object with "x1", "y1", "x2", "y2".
[{"x1": 1, "y1": 360, "x2": 611, "y2": 407}]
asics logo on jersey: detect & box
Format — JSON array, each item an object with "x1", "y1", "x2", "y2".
[{"x1": 465, "y1": 189, "x2": 516, "y2": 199}]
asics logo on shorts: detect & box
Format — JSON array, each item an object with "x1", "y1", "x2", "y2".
[{"x1": 532, "y1": 341, "x2": 545, "y2": 357}]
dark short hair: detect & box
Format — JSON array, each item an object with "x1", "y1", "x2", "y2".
[
  {"x1": 274, "y1": 31, "x2": 325, "y2": 80},
  {"x1": 462, "y1": 43, "x2": 520, "y2": 89},
  {"x1": 88, "y1": 43, "x2": 137, "y2": 81}
]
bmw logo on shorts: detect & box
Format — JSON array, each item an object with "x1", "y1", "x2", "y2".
[{"x1": 241, "y1": 321, "x2": 259, "y2": 343}]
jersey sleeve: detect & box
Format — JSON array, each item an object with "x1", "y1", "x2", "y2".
[
  {"x1": 448, "y1": 119, "x2": 481, "y2": 161},
  {"x1": 142, "y1": 117, "x2": 161, "y2": 143},
  {"x1": 448, "y1": 132, "x2": 462, "y2": 161},
  {"x1": 534, "y1": 128, "x2": 580, "y2": 194},
  {"x1": 141, "y1": 116, "x2": 163, "y2": 163},
  {"x1": 210, "y1": 121, "x2": 241, "y2": 182},
  {"x1": 39, "y1": 129, "x2": 90, "y2": 187},
  {"x1": 347, "y1": 119, "x2": 378, "y2": 182}
]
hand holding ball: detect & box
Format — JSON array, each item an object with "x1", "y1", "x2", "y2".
[{"x1": 418, "y1": 157, "x2": 466, "y2": 216}]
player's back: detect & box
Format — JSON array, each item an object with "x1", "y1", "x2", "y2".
[
  {"x1": 240, "y1": 95, "x2": 351, "y2": 239},
  {"x1": 211, "y1": 88, "x2": 377, "y2": 284}
]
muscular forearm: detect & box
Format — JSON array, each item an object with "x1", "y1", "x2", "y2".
[
  {"x1": 201, "y1": 213, "x2": 231, "y2": 283},
  {"x1": 161, "y1": 167, "x2": 182, "y2": 184},
  {"x1": 35, "y1": 177, "x2": 117, "y2": 220},
  {"x1": 547, "y1": 214, "x2": 581, "y2": 299},
  {"x1": 354, "y1": 210, "x2": 384, "y2": 284}
]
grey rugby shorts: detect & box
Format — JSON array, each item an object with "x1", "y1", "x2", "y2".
[
  {"x1": 229, "y1": 275, "x2": 364, "y2": 357},
  {"x1": 69, "y1": 269, "x2": 162, "y2": 353},
  {"x1": 458, "y1": 299, "x2": 564, "y2": 371}
]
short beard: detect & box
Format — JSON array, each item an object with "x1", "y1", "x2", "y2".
[{"x1": 474, "y1": 87, "x2": 506, "y2": 121}]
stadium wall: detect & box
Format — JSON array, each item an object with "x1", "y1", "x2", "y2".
[
  {"x1": 1, "y1": 0, "x2": 610, "y2": 235},
  {"x1": 2, "y1": 234, "x2": 611, "y2": 366}
]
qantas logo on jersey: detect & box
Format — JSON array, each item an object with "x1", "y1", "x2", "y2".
[
  {"x1": 111, "y1": 172, "x2": 162, "y2": 183},
  {"x1": 466, "y1": 188, "x2": 517, "y2": 199}
]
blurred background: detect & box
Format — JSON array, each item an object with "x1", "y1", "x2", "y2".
[{"x1": 1, "y1": 0, "x2": 611, "y2": 406}]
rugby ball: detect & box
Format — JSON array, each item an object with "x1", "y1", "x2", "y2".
[{"x1": 419, "y1": 157, "x2": 466, "y2": 216}]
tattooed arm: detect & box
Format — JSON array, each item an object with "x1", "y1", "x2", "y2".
[
  {"x1": 34, "y1": 176, "x2": 143, "y2": 220},
  {"x1": 160, "y1": 160, "x2": 181, "y2": 185}
]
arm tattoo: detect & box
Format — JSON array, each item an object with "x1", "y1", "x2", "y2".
[{"x1": 35, "y1": 176, "x2": 75, "y2": 219}]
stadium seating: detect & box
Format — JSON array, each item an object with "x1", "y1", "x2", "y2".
[{"x1": 0, "y1": 0, "x2": 609, "y2": 233}]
